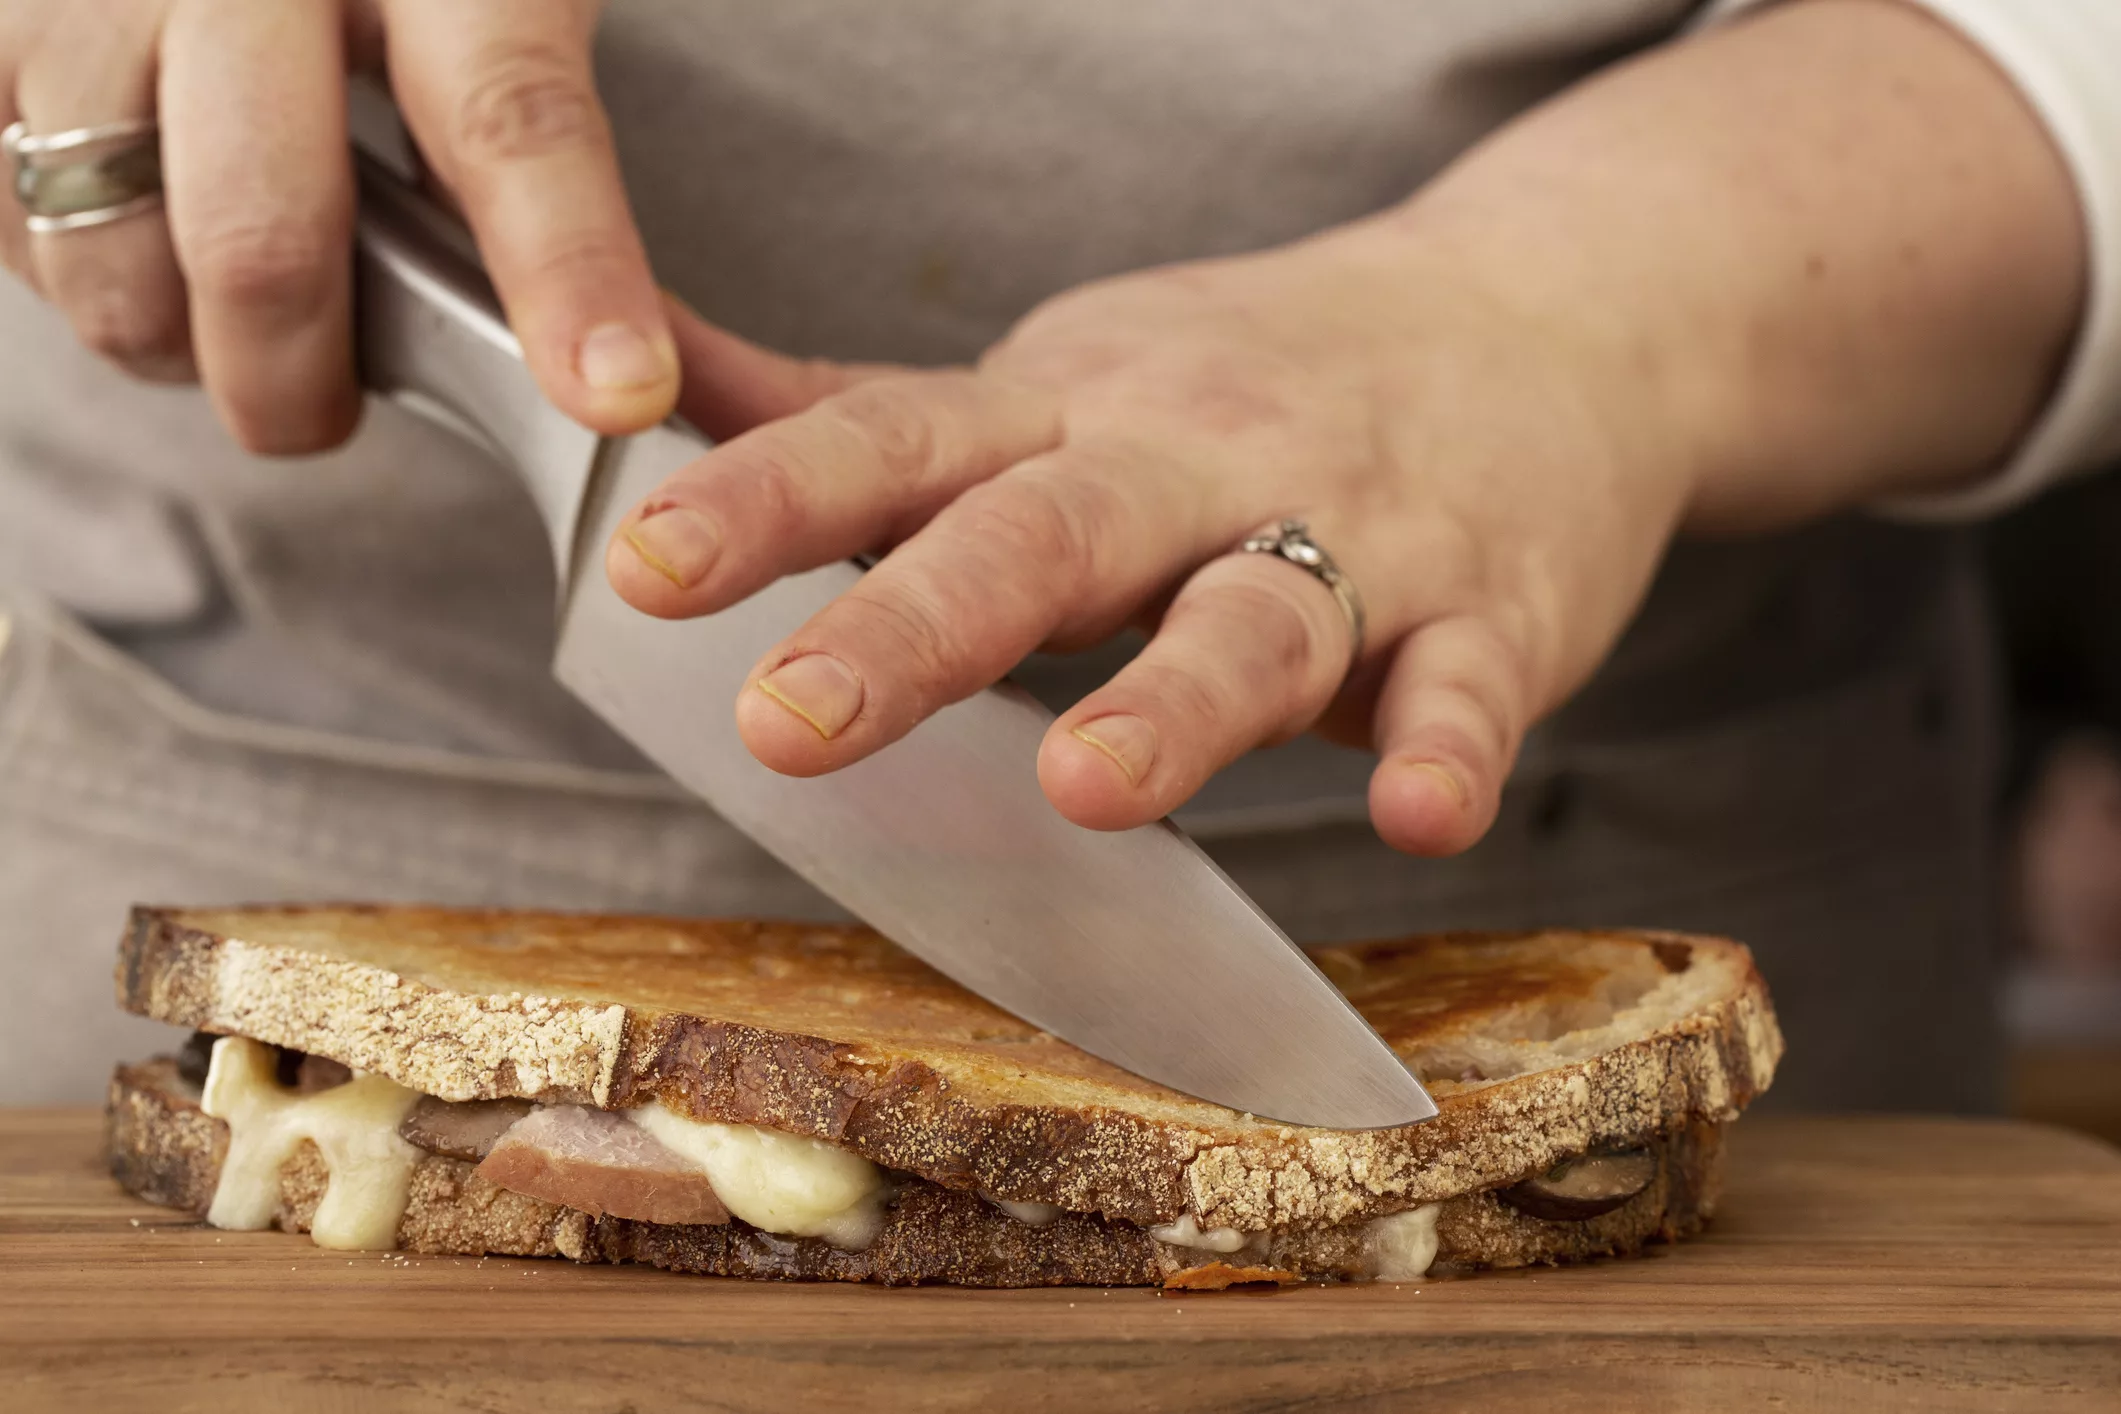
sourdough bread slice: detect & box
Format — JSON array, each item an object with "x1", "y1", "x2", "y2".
[
  {"x1": 116, "y1": 906, "x2": 1781, "y2": 1228},
  {"x1": 108, "y1": 1059, "x2": 1725, "y2": 1287}
]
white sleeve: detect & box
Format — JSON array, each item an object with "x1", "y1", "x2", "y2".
[{"x1": 1700, "y1": 0, "x2": 2121, "y2": 522}]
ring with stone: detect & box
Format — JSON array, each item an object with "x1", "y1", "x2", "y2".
[{"x1": 1237, "y1": 517, "x2": 1367, "y2": 673}]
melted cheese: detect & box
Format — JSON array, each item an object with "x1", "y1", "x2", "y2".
[
  {"x1": 200, "y1": 1036, "x2": 421, "y2": 1251},
  {"x1": 1148, "y1": 1214, "x2": 1249, "y2": 1253},
  {"x1": 629, "y1": 1101, "x2": 885, "y2": 1249},
  {"x1": 993, "y1": 1199, "x2": 1062, "y2": 1227},
  {"x1": 1362, "y1": 1204, "x2": 1442, "y2": 1281}
]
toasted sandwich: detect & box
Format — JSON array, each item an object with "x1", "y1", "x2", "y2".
[{"x1": 106, "y1": 905, "x2": 1781, "y2": 1287}]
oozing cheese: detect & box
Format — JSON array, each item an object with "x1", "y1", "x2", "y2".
[
  {"x1": 994, "y1": 1199, "x2": 1062, "y2": 1227},
  {"x1": 629, "y1": 1101, "x2": 886, "y2": 1249},
  {"x1": 1362, "y1": 1204, "x2": 1442, "y2": 1281},
  {"x1": 1148, "y1": 1214, "x2": 1249, "y2": 1254},
  {"x1": 200, "y1": 1036, "x2": 422, "y2": 1251}
]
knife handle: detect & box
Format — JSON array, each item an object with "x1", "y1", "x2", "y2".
[{"x1": 352, "y1": 152, "x2": 604, "y2": 579}]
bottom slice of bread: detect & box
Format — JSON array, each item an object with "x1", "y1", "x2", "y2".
[{"x1": 109, "y1": 1060, "x2": 1723, "y2": 1287}]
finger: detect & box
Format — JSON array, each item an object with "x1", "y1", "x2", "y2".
[
  {"x1": 14, "y1": 2, "x2": 192, "y2": 379},
  {"x1": 0, "y1": 100, "x2": 33, "y2": 293},
  {"x1": 732, "y1": 442, "x2": 1236, "y2": 778},
  {"x1": 0, "y1": 10, "x2": 49, "y2": 289},
  {"x1": 1036, "y1": 551, "x2": 1354, "y2": 829},
  {"x1": 1367, "y1": 613, "x2": 1532, "y2": 857},
  {"x1": 664, "y1": 291, "x2": 900, "y2": 441},
  {"x1": 606, "y1": 370, "x2": 1062, "y2": 617},
  {"x1": 384, "y1": 0, "x2": 675, "y2": 434},
  {"x1": 162, "y1": 0, "x2": 358, "y2": 451}
]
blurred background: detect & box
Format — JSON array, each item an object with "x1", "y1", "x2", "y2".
[{"x1": 1989, "y1": 463, "x2": 2121, "y2": 1145}]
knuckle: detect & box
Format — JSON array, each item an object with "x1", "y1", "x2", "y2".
[
  {"x1": 518, "y1": 229, "x2": 639, "y2": 292},
  {"x1": 714, "y1": 439, "x2": 814, "y2": 542},
  {"x1": 1134, "y1": 660, "x2": 1234, "y2": 740},
  {"x1": 1239, "y1": 581, "x2": 1328, "y2": 718},
  {"x1": 70, "y1": 289, "x2": 186, "y2": 371},
  {"x1": 956, "y1": 479, "x2": 1099, "y2": 600},
  {"x1": 820, "y1": 381, "x2": 938, "y2": 478},
  {"x1": 1413, "y1": 639, "x2": 1522, "y2": 757},
  {"x1": 183, "y1": 218, "x2": 337, "y2": 318},
  {"x1": 1155, "y1": 572, "x2": 1325, "y2": 736},
  {"x1": 842, "y1": 588, "x2": 957, "y2": 706},
  {"x1": 1207, "y1": 568, "x2": 1333, "y2": 679},
  {"x1": 450, "y1": 41, "x2": 605, "y2": 164}
]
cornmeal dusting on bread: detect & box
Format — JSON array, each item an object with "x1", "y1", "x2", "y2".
[
  {"x1": 398, "y1": 1155, "x2": 576, "y2": 1257},
  {"x1": 193, "y1": 938, "x2": 628, "y2": 1106}
]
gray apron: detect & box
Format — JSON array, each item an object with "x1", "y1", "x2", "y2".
[{"x1": 0, "y1": 0, "x2": 2002, "y2": 1109}]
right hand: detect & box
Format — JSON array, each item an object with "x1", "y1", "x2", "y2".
[{"x1": 0, "y1": 0, "x2": 676, "y2": 454}]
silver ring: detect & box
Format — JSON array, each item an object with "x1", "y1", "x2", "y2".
[
  {"x1": 1238, "y1": 518, "x2": 1367, "y2": 669},
  {"x1": 4, "y1": 118, "x2": 163, "y2": 233}
]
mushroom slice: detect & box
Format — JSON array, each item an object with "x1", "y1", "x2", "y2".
[
  {"x1": 397, "y1": 1095, "x2": 536, "y2": 1161},
  {"x1": 1497, "y1": 1147, "x2": 1657, "y2": 1221}
]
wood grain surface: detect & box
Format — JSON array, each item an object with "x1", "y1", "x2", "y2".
[{"x1": 2, "y1": 1111, "x2": 2118, "y2": 1413}]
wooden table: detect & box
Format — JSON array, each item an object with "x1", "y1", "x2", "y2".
[{"x1": 3, "y1": 1111, "x2": 2118, "y2": 1413}]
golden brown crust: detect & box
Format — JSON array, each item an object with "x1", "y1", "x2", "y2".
[
  {"x1": 105, "y1": 1064, "x2": 1724, "y2": 1288},
  {"x1": 115, "y1": 906, "x2": 1779, "y2": 1227},
  {"x1": 1160, "y1": 1263, "x2": 1303, "y2": 1290}
]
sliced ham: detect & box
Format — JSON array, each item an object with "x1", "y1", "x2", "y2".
[{"x1": 475, "y1": 1105, "x2": 730, "y2": 1227}]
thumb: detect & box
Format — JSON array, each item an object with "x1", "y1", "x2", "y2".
[{"x1": 663, "y1": 291, "x2": 903, "y2": 440}]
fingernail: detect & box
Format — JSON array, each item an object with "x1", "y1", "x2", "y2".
[
  {"x1": 756, "y1": 655, "x2": 864, "y2": 740},
  {"x1": 579, "y1": 321, "x2": 674, "y2": 392},
  {"x1": 1408, "y1": 761, "x2": 1469, "y2": 809},
  {"x1": 623, "y1": 508, "x2": 720, "y2": 589},
  {"x1": 1071, "y1": 715, "x2": 1157, "y2": 786}
]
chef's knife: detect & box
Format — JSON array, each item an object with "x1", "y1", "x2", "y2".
[{"x1": 350, "y1": 158, "x2": 1436, "y2": 1130}]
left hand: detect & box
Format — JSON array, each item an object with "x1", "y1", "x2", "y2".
[
  {"x1": 606, "y1": 222, "x2": 1689, "y2": 857},
  {"x1": 605, "y1": 0, "x2": 2085, "y2": 859}
]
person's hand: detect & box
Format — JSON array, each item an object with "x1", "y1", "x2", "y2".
[
  {"x1": 610, "y1": 230, "x2": 1689, "y2": 856},
  {"x1": 607, "y1": 0, "x2": 2084, "y2": 857},
  {"x1": 0, "y1": 0, "x2": 674, "y2": 453}
]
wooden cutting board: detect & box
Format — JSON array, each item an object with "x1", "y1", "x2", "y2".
[{"x1": 2, "y1": 1110, "x2": 2117, "y2": 1413}]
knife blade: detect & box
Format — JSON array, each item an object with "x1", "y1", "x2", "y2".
[{"x1": 352, "y1": 158, "x2": 1436, "y2": 1130}]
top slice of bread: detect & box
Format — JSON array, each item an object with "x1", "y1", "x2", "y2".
[{"x1": 116, "y1": 905, "x2": 1781, "y2": 1229}]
